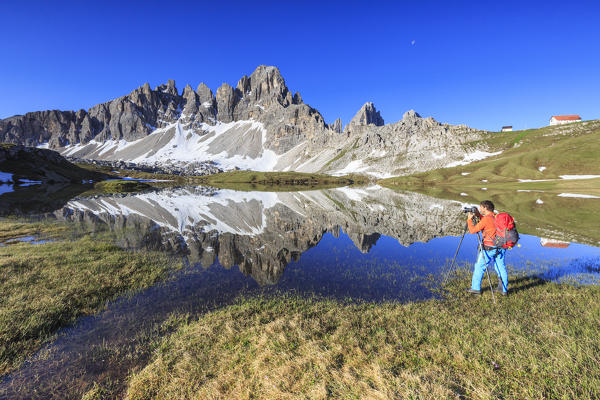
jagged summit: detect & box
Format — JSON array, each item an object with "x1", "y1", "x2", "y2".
[
  {"x1": 347, "y1": 102, "x2": 384, "y2": 128},
  {"x1": 330, "y1": 118, "x2": 343, "y2": 134},
  {"x1": 0, "y1": 65, "x2": 486, "y2": 177},
  {"x1": 156, "y1": 79, "x2": 178, "y2": 96},
  {"x1": 403, "y1": 110, "x2": 421, "y2": 120},
  {"x1": 196, "y1": 83, "x2": 214, "y2": 103},
  {"x1": 235, "y1": 65, "x2": 301, "y2": 107}
]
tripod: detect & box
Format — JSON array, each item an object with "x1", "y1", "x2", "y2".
[
  {"x1": 442, "y1": 222, "x2": 469, "y2": 285},
  {"x1": 443, "y1": 222, "x2": 496, "y2": 304}
]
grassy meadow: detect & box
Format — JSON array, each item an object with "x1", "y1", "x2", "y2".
[
  {"x1": 123, "y1": 268, "x2": 600, "y2": 400},
  {"x1": 91, "y1": 179, "x2": 151, "y2": 193},
  {"x1": 379, "y1": 119, "x2": 600, "y2": 189},
  {"x1": 0, "y1": 219, "x2": 178, "y2": 375}
]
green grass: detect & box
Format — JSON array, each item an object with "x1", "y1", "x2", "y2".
[
  {"x1": 195, "y1": 170, "x2": 369, "y2": 191},
  {"x1": 92, "y1": 179, "x2": 151, "y2": 193},
  {"x1": 379, "y1": 120, "x2": 600, "y2": 188},
  {"x1": 0, "y1": 219, "x2": 178, "y2": 375},
  {"x1": 125, "y1": 269, "x2": 600, "y2": 400},
  {"x1": 0, "y1": 220, "x2": 68, "y2": 244}
]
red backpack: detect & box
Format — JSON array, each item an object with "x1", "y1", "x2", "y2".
[{"x1": 493, "y1": 213, "x2": 520, "y2": 248}]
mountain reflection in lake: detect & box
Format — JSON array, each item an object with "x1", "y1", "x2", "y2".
[
  {"x1": 52, "y1": 185, "x2": 600, "y2": 287},
  {"x1": 2, "y1": 185, "x2": 600, "y2": 399}
]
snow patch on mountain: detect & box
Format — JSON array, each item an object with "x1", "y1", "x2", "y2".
[
  {"x1": 59, "y1": 120, "x2": 281, "y2": 172},
  {"x1": 557, "y1": 193, "x2": 600, "y2": 199},
  {"x1": 446, "y1": 150, "x2": 503, "y2": 167},
  {"x1": 559, "y1": 175, "x2": 600, "y2": 180},
  {"x1": 332, "y1": 160, "x2": 369, "y2": 175},
  {"x1": 132, "y1": 120, "x2": 280, "y2": 171}
]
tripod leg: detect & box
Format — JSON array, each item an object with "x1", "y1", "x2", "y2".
[
  {"x1": 477, "y1": 232, "x2": 496, "y2": 304},
  {"x1": 443, "y1": 223, "x2": 469, "y2": 285}
]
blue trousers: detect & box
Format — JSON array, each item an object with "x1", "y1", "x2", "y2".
[{"x1": 471, "y1": 248, "x2": 508, "y2": 292}]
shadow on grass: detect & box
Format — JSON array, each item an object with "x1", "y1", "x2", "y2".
[
  {"x1": 480, "y1": 275, "x2": 548, "y2": 295},
  {"x1": 444, "y1": 266, "x2": 552, "y2": 298}
]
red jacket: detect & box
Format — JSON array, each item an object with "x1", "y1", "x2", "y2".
[{"x1": 468, "y1": 213, "x2": 496, "y2": 246}]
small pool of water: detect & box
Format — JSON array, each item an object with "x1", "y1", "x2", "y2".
[{"x1": 2, "y1": 235, "x2": 54, "y2": 245}]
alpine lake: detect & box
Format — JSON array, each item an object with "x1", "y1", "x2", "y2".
[{"x1": 1, "y1": 180, "x2": 599, "y2": 399}]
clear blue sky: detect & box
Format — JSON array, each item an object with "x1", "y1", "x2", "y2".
[{"x1": 1, "y1": 0, "x2": 599, "y2": 131}]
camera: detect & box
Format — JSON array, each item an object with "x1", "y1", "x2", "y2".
[{"x1": 463, "y1": 206, "x2": 480, "y2": 224}]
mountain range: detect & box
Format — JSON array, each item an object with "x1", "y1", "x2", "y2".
[{"x1": 0, "y1": 66, "x2": 496, "y2": 177}]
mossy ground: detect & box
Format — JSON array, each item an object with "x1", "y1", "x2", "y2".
[
  {"x1": 195, "y1": 171, "x2": 370, "y2": 191},
  {"x1": 0, "y1": 219, "x2": 178, "y2": 375},
  {"x1": 0, "y1": 220, "x2": 68, "y2": 244},
  {"x1": 124, "y1": 268, "x2": 600, "y2": 400},
  {"x1": 92, "y1": 179, "x2": 151, "y2": 193}
]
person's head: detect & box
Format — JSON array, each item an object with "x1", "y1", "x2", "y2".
[{"x1": 479, "y1": 200, "x2": 495, "y2": 215}]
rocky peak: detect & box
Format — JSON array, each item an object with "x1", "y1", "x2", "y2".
[
  {"x1": 402, "y1": 110, "x2": 421, "y2": 121},
  {"x1": 348, "y1": 102, "x2": 384, "y2": 128},
  {"x1": 182, "y1": 84, "x2": 194, "y2": 97},
  {"x1": 330, "y1": 118, "x2": 343, "y2": 133},
  {"x1": 182, "y1": 84, "x2": 199, "y2": 115},
  {"x1": 142, "y1": 82, "x2": 152, "y2": 96},
  {"x1": 401, "y1": 110, "x2": 439, "y2": 128},
  {"x1": 292, "y1": 92, "x2": 303, "y2": 105},
  {"x1": 246, "y1": 65, "x2": 292, "y2": 106},
  {"x1": 236, "y1": 75, "x2": 251, "y2": 94},
  {"x1": 196, "y1": 83, "x2": 214, "y2": 105},
  {"x1": 215, "y1": 83, "x2": 238, "y2": 123},
  {"x1": 156, "y1": 79, "x2": 178, "y2": 96}
]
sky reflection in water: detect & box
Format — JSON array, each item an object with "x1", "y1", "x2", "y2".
[{"x1": 257, "y1": 229, "x2": 600, "y2": 302}]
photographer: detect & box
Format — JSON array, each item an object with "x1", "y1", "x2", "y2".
[{"x1": 466, "y1": 200, "x2": 508, "y2": 296}]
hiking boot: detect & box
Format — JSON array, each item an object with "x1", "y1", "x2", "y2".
[{"x1": 466, "y1": 289, "x2": 482, "y2": 295}]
